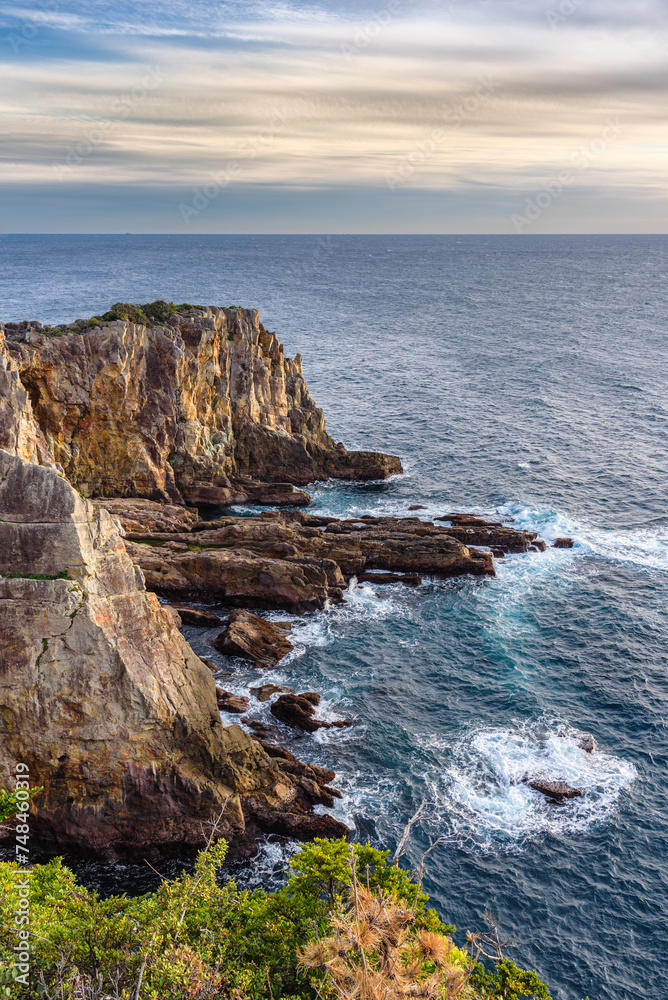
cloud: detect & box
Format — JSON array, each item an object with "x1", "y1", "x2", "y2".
[{"x1": 1, "y1": 0, "x2": 667, "y2": 231}]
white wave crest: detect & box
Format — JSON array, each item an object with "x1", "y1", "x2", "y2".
[
  {"x1": 425, "y1": 720, "x2": 638, "y2": 849},
  {"x1": 497, "y1": 501, "x2": 668, "y2": 573}
]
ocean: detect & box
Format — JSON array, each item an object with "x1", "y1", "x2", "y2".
[{"x1": 1, "y1": 234, "x2": 667, "y2": 1000}]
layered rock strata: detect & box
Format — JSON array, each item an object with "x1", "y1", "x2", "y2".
[
  {"x1": 1, "y1": 305, "x2": 401, "y2": 504},
  {"x1": 0, "y1": 450, "x2": 347, "y2": 852},
  {"x1": 121, "y1": 509, "x2": 506, "y2": 610}
]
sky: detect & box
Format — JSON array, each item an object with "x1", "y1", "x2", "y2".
[{"x1": 0, "y1": 0, "x2": 667, "y2": 233}]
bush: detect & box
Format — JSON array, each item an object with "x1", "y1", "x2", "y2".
[{"x1": 0, "y1": 839, "x2": 551, "y2": 1000}]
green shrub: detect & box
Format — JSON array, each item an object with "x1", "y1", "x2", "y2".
[{"x1": 0, "y1": 839, "x2": 551, "y2": 1000}]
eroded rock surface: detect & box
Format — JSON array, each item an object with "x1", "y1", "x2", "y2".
[
  {"x1": 523, "y1": 777, "x2": 583, "y2": 801},
  {"x1": 123, "y1": 509, "x2": 499, "y2": 610},
  {"x1": 0, "y1": 449, "x2": 347, "y2": 853},
  {"x1": 212, "y1": 610, "x2": 294, "y2": 667},
  {"x1": 2, "y1": 305, "x2": 401, "y2": 503},
  {"x1": 271, "y1": 693, "x2": 332, "y2": 733}
]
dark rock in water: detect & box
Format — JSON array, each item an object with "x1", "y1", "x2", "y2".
[
  {"x1": 577, "y1": 733, "x2": 595, "y2": 753},
  {"x1": 255, "y1": 810, "x2": 349, "y2": 841},
  {"x1": 215, "y1": 688, "x2": 250, "y2": 714},
  {"x1": 331, "y1": 719, "x2": 353, "y2": 728},
  {"x1": 433, "y1": 512, "x2": 544, "y2": 553},
  {"x1": 532, "y1": 539, "x2": 547, "y2": 551},
  {"x1": 523, "y1": 776, "x2": 583, "y2": 801},
  {"x1": 271, "y1": 693, "x2": 331, "y2": 732},
  {"x1": 408, "y1": 504, "x2": 426, "y2": 510},
  {"x1": 250, "y1": 683, "x2": 295, "y2": 703},
  {"x1": 553, "y1": 537, "x2": 574, "y2": 548},
  {"x1": 166, "y1": 603, "x2": 224, "y2": 628},
  {"x1": 359, "y1": 571, "x2": 422, "y2": 586},
  {"x1": 298, "y1": 691, "x2": 321, "y2": 706},
  {"x1": 212, "y1": 610, "x2": 293, "y2": 667},
  {"x1": 491, "y1": 548, "x2": 506, "y2": 558}
]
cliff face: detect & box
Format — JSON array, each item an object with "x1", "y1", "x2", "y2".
[
  {"x1": 0, "y1": 331, "x2": 347, "y2": 851},
  {"x1": 1, "y1": 307, "x2": 401, "y2": 504}
]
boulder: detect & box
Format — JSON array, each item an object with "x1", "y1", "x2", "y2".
[
  {"x1": 408, "y1": 505, "x2": 426, "y2": 511},
  {"x1": 271, "y1": 693, "x2": 331, "y2": 733},
  {"x1": 576, "y1": 733, "x2": 595, "y2": 753},
  {"x1": 553, "y1": 537, "x2": 574, "y2": 549},
  {"x1": 212, "y1": 610, "x2": 294, "y2": 667},
  {"x1": 523, "y1": 777, "x2": 583, "y2": 801},
  {"x1": 215, "y1": 689, "x2": 251, "y2": 714},
  {"x1": 251, "y1": 683, "x2": 295, "y2": 702}
]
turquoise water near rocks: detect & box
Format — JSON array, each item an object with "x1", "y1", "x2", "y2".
[{"x1": 1, "y1": 234, "x2": 667, "y2": 1000}]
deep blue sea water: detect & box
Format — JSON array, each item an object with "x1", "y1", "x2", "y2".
[{"x1": 1, "y1": 235, "x2": 667, "y2": 1000}]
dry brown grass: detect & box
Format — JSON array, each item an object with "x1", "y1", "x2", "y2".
[{"x1": 298, "y1": 849, "x2": 476, "y2": 1000}]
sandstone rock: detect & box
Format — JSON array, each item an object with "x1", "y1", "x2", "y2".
[
  {"x1": 92, "y1": 498, "x2": 202, "y2": 533},
  {"x1": 433, "y1": 513, "x2": 542, "y2": 553},
  {"x1": 359, "y1": 571, "x2": 422, "y2": 586},
  {"x1": 215, "y1": 689, "x2": 251, "y2": 714},
  {"x1": 523, "y1": 777, "x2": 583, "y2": 801},
  {"x1": 244, "y1": 720, "x2": 279, "y2": 739},
  {"x1": 4, "y1": 305, "x2": 401, "y2": 501},
  {"x1": 126, "y1": 540, "x2": 345, "y2": 612},
  {"x1": 576, "y1": 733, "x2": 595, "y2": 753},
  {"x1": 553, "y1": 537, "x2": 574, "y2": 549},
  {"x1": 165, "y1": 603, "x2": 224, "y2": 628},
  {"x1": 123, "y1": 510, "x2": 495, "y2": 610},
  {"x1": 212, "y1": 610, "x2": 294, "y2": 667},
  {"x1": 0, "y1": 447, "x2": 348, "y2": 853},
  {"x1": 251, "y1": 683, "x2": 295, "y2": 702},
  {"x1": 271, "y1": 693, "x2": 331, "y2": 733}
]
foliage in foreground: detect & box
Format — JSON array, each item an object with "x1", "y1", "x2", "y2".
[{"x1": 0, "y1": 838, "x2": 551, "y2": 1000}]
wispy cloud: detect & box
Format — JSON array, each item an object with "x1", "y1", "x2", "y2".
[{"x1": 1, "y1": 0, "x2": 667, "y2": 231}]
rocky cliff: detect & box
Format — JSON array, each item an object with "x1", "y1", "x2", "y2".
[
  {"x1": 0, "y1": 327, "x2": 347, "y2": 852},
  {"x1": 1, "y1": 304, "x2": 401, "y2": 505}
]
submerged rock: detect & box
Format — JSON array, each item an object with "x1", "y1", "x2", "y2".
[
  {"x1": 523, "y1": 777, "x2": 583, "y2": 801},
  {"x1": 212, "y1": 610, "x2": 294, "y2": 667}
]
